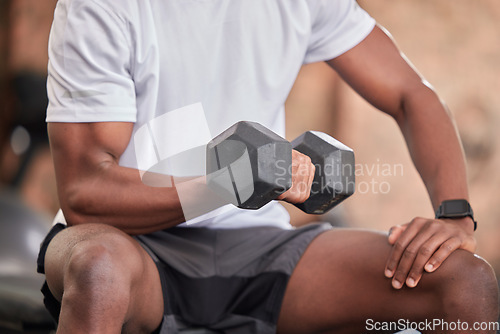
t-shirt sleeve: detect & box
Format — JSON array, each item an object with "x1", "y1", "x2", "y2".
[
  {"x1": 46, "y1": 0, "x2": 136, "y2": 123},
  {"x1": 304, "y1": 0, "x2": 376, "y2": 64}
]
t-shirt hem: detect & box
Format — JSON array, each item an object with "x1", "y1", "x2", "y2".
[
  {"x1": 304, "y1": 19, "x2": 376, "y2": 64},
  {"x1": 46, "y1": 107, "x2": 137, "y2": 123}
]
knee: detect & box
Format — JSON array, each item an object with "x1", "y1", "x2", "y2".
[
  {"x1": 65, "y1": 234, "x2": 143, "y2": 296},
  {"x1": 432, "y1": 250, "x2": 499, "y2": 320}
]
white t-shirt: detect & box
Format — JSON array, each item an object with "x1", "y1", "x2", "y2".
[{"x1": 47, "y1": 0, "x2": 375, "y2": 229}]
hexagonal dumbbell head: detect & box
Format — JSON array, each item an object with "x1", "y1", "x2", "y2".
[
  {"x1": 206, "y1": 121, "x2": 292, "y2": 209},
  {"x1": 291, "y1": 131, "x2": 355, "y2": 214}
]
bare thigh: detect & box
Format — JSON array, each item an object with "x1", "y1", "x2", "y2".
[
  {"x1": 277, "y1": 228, "x2": 480, "y2": 334},
  {"x1": 44, "y1": 223, "x2": 164, "y2": 334}
]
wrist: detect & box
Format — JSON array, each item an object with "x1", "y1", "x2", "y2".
[
  {"x1": 447, "y1": 216, "x2": 476, "y2": 234},
  {"x1": 435, "y1": 199, "x2": 477, "y2": 231}
]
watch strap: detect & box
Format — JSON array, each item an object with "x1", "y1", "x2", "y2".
[{"x1": 435, "y1": 199, "x2": 477, "y2": 231}]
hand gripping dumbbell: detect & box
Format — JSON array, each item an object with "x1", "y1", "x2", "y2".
[
  {"x1": 291, "y1": 131, "x2": 355, "y2": 214},
  {"x1": 206, "y1": 121, "x2": 355, "y2": 214}
]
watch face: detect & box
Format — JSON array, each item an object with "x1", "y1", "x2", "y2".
[
  {"x1": 436, "y1": 199, "x2": 476, "y2": 231},
  {"x1": 443, "y1": 200, "x2": 469, "y2": 213},
  {"x1": 440, "y1": 199, "x2": 472, "y2": 218}
]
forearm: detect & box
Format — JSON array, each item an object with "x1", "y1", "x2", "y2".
[
  {"x1": 61, "y1": 162, "x2": 186, "y2": 235},
  {"x1": 49, "y1": 122, "x2": 232, "y2": 235},
  {"x1": 327, "y1": 24, "x2": 477, "y2": 289},
  {"x1": 327, "y1": 26, "x2": 469, "y2": 211},
  {"x1": 386, "y1": 86, "x2": 476, "y2": 287},
  {"x1": 396, "y1": 84, "x2": 469, "y2": 211}
]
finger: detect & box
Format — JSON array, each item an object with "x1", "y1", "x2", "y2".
[
  {"x1": 385, "y1": 219, "x2": 429, "y2": 285},
  {"x1": 303, "y1": 161, "x2": 315, "y2": 200},
  {"x1": 384, "y1": 219, "x2": 423, "y2": 278},
  {"x1": 307, "y1": 162, "x2": 315, "y2": 192},
  {"x1": 390, "y1": 225, "x2": 437, "y2": 289},
  {"x1": 278, "y1": 153, "x2": 314, "y2": 203},
  {"x1": 295, "y1": 160, "x2": 312, "y2": 202},
  {"x1": 424, "y1": 237, "x2": 462, "y2": 273},
  {"x1": 388, "y1": 224, "x2": 407, "y2": 245},
  {"x1": 303, "y1": 158, "x2": 315, "y2": 190},
  {"x1": 404, "y1": 233, "x2": 450, "y2": 288}
]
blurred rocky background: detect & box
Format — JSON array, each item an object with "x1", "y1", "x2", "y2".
[
  {"x1": 0, "y1": 0, "x2": 499, "y2": 314},
  {"x1": 0, "y1": 0, "x2": 58, "y2": 221}
]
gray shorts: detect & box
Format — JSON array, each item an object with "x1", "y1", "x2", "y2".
[
  {"x1": 38, "y1": 222, "x2": 331, "y2": 334},
  {"x1": 136, "y1": 223, "x2": 331, "y2": 334}
]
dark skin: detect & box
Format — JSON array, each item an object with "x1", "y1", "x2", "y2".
[
  {"x1": 327, "y1": 25, "x2": 477, "y2": 289},
  {"x1": 45, "y1": 25, "x2": 498, "y2": 333}
]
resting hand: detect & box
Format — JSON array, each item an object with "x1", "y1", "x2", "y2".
[
  {"x1": 277, "y1": 150, "x2": 315, "y2": 204},
  {"x1": 384, "y1": 216, "x2": 476, "y2": 289}
]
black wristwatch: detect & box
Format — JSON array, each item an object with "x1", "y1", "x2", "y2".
[{"x1": 435, "y1": 199, "x2": 477, "y2": 231}]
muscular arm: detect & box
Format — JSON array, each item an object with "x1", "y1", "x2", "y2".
[
  {"x1": 49, "y1": 122, "x2": 185, "y2": 235},
  {"x1": 50, "y1": 120, "x2": 311, "y2": 235},
  {"x1": 327, "y1": 25, "x2": 475, "y2": 288},
  {"x1": 328, "y1": 25, "x2": 471, "y2": 212}
]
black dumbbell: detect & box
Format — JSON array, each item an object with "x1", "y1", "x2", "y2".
[
  {"x1": 206, "y1": 121, "x2": 292, "y2": 209},
  {"x1": 291, "y1": 131, "x2": 355, "y2": 214},
  {"x1": 206, "y1": 121, "x2": 355, "y2": 213}
]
